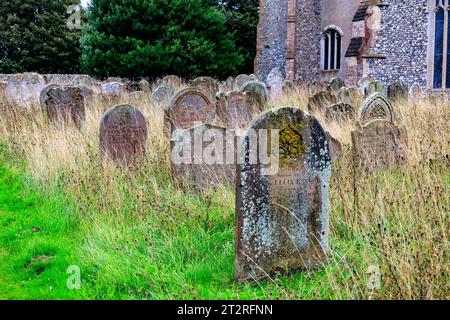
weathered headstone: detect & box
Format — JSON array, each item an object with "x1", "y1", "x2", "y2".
[
  {"x1": 101, "y1": 82, "x2": 125, "y2": 99},
  {"x1": 409, "y1": 82, "x2": 423, "y2": 99},
  {"x1": 358, "y1": 76, "x2": 372, "y2": 95},
  {"x1": 160, "y1": 75, "x2": 182, "y2": 88},
  {"x1": 235, "y1": 74, "x2": 251, "y2": 91},
  {"x1": 99, "y1": 104, "x2": 148, "y2": 165},
  {"x1": 359, "y1": 93, "x2": 395, "y2": 125},
  {"x1": 328, "y1": 77, "x2": 346, "y2": 93},
  {"x1": 191, "y1": 77, "x2": 219, "y2": 97},
  {"x1": 307, "y1": 91, "x2": 337, "y2": 113},
  {"x1": 352, "y1": 119, "x2": 408, "y2": 171},
  {"x1": 225, "y1": 76, "x2": 235, "y2": 92},
  {"x1": 325, "y1": 132, "x2": 343, "y2": 160},
  {"x1": 235, "y1": 107, "x2": 331, "y2": 282},
  {"x1": 364, "y1": 80, "x2": 385, "y2": 97},
  {"x1": 387, "y1": 81, "x2": 408, "y2": 102},
  {"x1": 216, "y1": 91, "x2": 257, "y2": 129},
  {"x1": 325, "y1": 103, "x2": 356, "y2": 123},
  {"x1": 151, "y1": 84, "x2": 175, "y2": 105},
  {"x1": 43, "y1": 86, "x2": 86, "y2": 129},
  {"x1": 240, "y1": 80, "x2": 268, "y2": 106},
  {"x1": 266, "y1": 68, "x2": 284, "y2": 101},
  {"x1": 170, "y1": 123, "x2": 236, "y2": 191},
  {"x1": 337, "y1": 86, "x2": 359, "y2": 104},
  {"x1": 166, "y1": 88, "x2": 215, "y2": 133}
]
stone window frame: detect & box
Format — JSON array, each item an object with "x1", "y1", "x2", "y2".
[
  {"x1": 321, "y1": 25, "x2": 344, "y2": 72},
  {"x1": 427, "y1": 0, "x2": 450, "y2": 89}
]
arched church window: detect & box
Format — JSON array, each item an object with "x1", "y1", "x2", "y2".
[
  {"x1": 433, "y1": 0, "x2": 450, "y2": 89},
  {"x1": 322, "y1": 28, "x2": 342, "y2": 71}
]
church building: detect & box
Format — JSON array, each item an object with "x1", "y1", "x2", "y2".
[{"x1": 255, "y1": 0, "x2": 450, "y2": 90}]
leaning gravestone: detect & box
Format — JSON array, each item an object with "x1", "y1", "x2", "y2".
[
  {"x1": 307, "y1": 91, "x2": 337, "y2": 113},
  {"x1": 266, "y1": 68, "x2": 284, "y2": 101},
  {"x1": 359, "y1": 92, "x2": 395, "y2": 125},
  {"x1": 99, "y1": 105, "x2": 148, "y2": 165},
  {"x1": 387, "y1": 81, "x2": 408, "y2": 102},
  {"x1": 352, "y1": 119, "x2": 408, "y2": 171},
  {"x1": 166, "y1": 88, "x2": 215, "y2": 134},
  {"x1": 235, "y1": 107, "x2": 331, "y2": 282},
  {"x1": 328, "y1": 77, "x2": 346, "y2": 93},
  {"x1": 325, "y1": 103, "x2": 356, "y2": 123},
  {"x1": 43, "y1": 86, "x2": 86, "y2": 129},
  {"x1": 170, "y1": 123, "x2": 237, "y2": 191}
]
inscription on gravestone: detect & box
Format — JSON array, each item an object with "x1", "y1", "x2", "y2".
[
  {"x1": 235, "y1": 107, "x2": 331, "y2": 282},
  {"x1": 99, "y1": 104, "x2": 148, "y2": 165}
]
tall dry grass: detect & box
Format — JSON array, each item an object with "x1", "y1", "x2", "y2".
[{"x1": 0, "y1": 84, "x2": 448, "y2": 299}]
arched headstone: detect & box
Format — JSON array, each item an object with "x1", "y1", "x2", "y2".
[
  {"x1": 359, "y1": 93, "x2": 395, "y2": 125},
  {"x1": 240, "y1": 80, "x2": 268, "y2": 106},
  {"x1": 99, "y1": 105, "x2": 148, "y2": 165},
  {"x1": 235, "y1": 74, "x2": 251, "y2": 90},
  {"x1": 167, "y1": 88, "x2": 215, "y2": 133},
  {"x1": 236, "y1": 107, "x2": 331, "y2": 282}
]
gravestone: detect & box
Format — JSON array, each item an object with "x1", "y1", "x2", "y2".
[
  {"x1": 99, "y1": 104, "x2": 148, "y2": 165},
  {"x1": 325, "y1": 103, "x2": 356, "y2": 123},
  {"x1": 167, "y1": 88, "x2": 215, "y2": 133},
  {"x1": 307, "y1": 91, "x2": 337, "y2": 113},
  {"x1": 240, "y1": 80, "x2": 268, "y2": 106},
  {"x1": 352, "y1": 119, "x2": 408, "y2": 171},
  {"x1": 216, "y1": 91, "x2": 257, "y2": 129},
  {"x1": 101, "y1": 82, "x2": 125, "y2": 99},
  {"x1": 151, "y1": 84, "x2": 175, "y2": 105},
  {"x1": 235, "y1": 107, "x2": 331, "y2": 282},
  {"x1": 191, "y1": 77, "x2": 219, "y2": 97},
  {"x1": 225, "y1": 76, "x2": 235, "y2": 92},
  {"x1": 409, "y1": 83, "x2": 423, "y2": 99},
  {"x1": 387, "y1": 81, "x2": 408, "y2": 102},
  {"x1": 160, "y1": 75, "x2": 182, "y2": 88},
  {"x1": 309, "y1": 81, "x2": 328, "y2": 95},
  {"x1": 359, "y1": 93, "x2": 395, "y2": 125},
  {"x1": 266, "y1": 68, "x2": 284, "y2": 101},
  {"x1": 328, "y1": 77, "x2": 345, "y2": 93},
  {"x1": 235, "y1": 74, "x2": 251, "y2": 91},
  {"x1": 125, "y1": 81, "x2": 145, "y2": 93},
  {"x1": 170, "y1": 123, "x2": 236, "y2": 191},
  {"x1": 364, "y1": 80, "x2": 385, "y2": 97},
  {"x1": 43, "y1": 86, "x2": 86, "y2": 129},
  {"x1": 337, "y1": 86, "x2": 360, "y2": 104},
  {"x1": 358, "y1": 76, "x2": 372, "y2": 95}
]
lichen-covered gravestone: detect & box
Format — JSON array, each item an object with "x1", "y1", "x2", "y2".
[
  {"x1": 166, "y1": 88, "x2": 215, "y2": 134},
  {"x1": 235, "y1": 107, "x2": 331, "y2": 282},
  {"x1": 364, "y1": 80, "x2": 386, "y2": 97},
  {"x1": 307, "y1": 91, "x2": 337, "y2": 113},
  {"x1": 43, "y1": 86, "x2": 86, "y2": 129},
  {"x1": 170, "y1": 123, "x2": 236, "y2": 191},
  {"x1": 352, "y1": 119, "x2": 408, "y2": 171},
  {"x1": 359, "y1": 92, "x2": 395, "y2": 125},
  {"x1": 99, "y1": 104, "x2": 148, "y2": 165},
  {"x1": 325, "y1": 103, "x2": 356, "y2": 123}
]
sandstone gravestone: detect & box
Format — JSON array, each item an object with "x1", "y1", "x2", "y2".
[
  {"x1": 235, "y1": 107, "x2": 331, "y2": 282},
  {"x1": 364, "y1": 80, "x2": 385, "y2": 97},
  {"x1": 240, "y1": 80, "x2": 268, "y2": 106},
  {"x1": 387, "y1": 81, "x2": 408, "y2": 102},
  {"x1": 167, "y1": 88, "x2": 215, "y2": 133},
  {"x1": 216, "y1": 91, "x2": 257, "y2": 129},
  {"x1": 328, "y1": 77, "x2": 345, "y2": 93},
  {"x1": 352, "y1": 119, "x2": 408, "y2": 171},
  {"x1": 325, "y1": 103, "x2": 356, "y2": 123},
  {"x1": 307, "y1": 91, "x2": 337, "y2": 113},
  {"x1": 170, "y1": 123, "x2": 236, "y2": 191},
  {"x1": 99, "y1": 105, "x2": 148, "y2": 165},
  {"x1": 359, "y1": 93, "x2": 395, "y2": 125},
  {"x1": 266, "y1": 68, "x2": 284, "y2": 101},
  {"x1": 43, "y1": 86, "x2": 86, "y2": 129}
]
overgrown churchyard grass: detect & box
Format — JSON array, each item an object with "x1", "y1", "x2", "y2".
[{"x1": 0, "y1": 88, "x2": 448, "y2": 299}]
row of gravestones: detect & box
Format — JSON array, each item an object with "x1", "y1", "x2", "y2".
[{"x1": 38, "y1": 76, "x2": 409, "y2": 282}]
